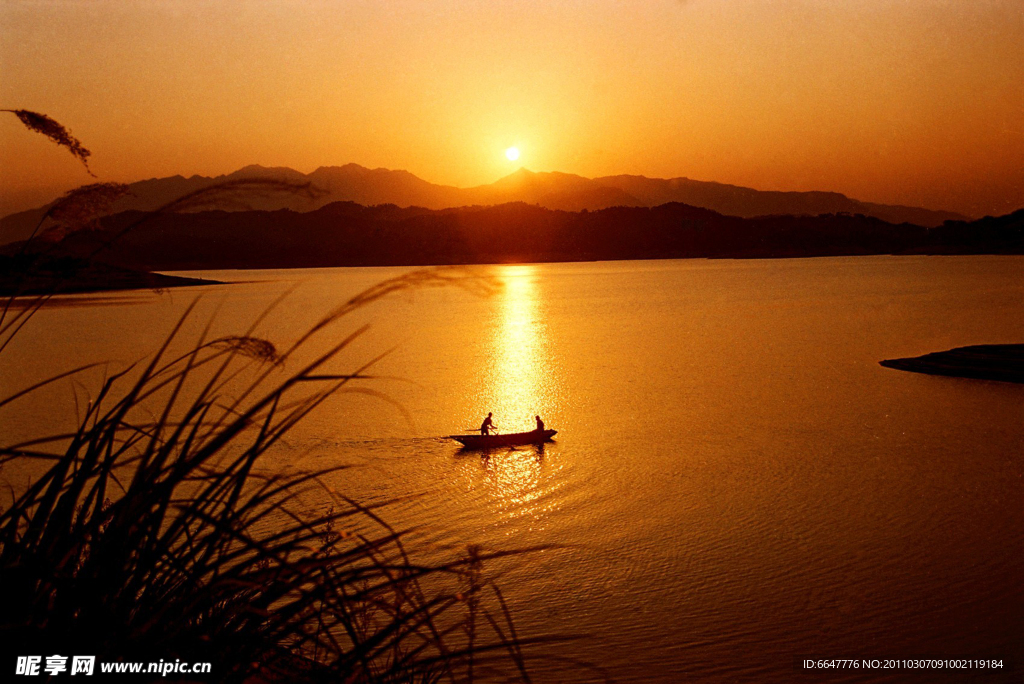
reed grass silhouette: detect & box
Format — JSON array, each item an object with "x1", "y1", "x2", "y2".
[
  {"x1": 0, "y1": 111, "x2": 564, "y2": 682},
  {"x1": 0, "y1": 274, "x2": 559, "y2": 683}
]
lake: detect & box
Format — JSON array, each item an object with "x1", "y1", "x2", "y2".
[{"x1": 2, "y1": 256, "x2": 1022, "y2": 682}]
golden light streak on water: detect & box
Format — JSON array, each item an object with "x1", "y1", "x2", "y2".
[
  {"x1": 487, "y1": 265, "x2": 549, "y2": 434},
  {"x1": 461, "y1": 264, "x2": 565, "y2": 511},
  {"x1": 483, "y1": 448, "x2": 545, "y2": 514}
]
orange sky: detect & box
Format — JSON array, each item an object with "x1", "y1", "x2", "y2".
[{"x1": 1, "y1": 0, "x2": 1021, "y2": 218}]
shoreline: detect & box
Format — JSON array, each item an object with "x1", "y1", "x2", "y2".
[
  {"x1": 880, "y1": 344, "x2": 1024, "y2": 384},
  {"x1": 0, "y1": 268, "x2": 221, "y2": 298}
]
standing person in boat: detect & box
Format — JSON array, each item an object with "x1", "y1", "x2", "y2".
[
  {"x1": 534, "y1": 415, "x2": 545, "y2": 432},
  {"x1": 480, "y1": 412, "x2": 495, "y2": 435}
]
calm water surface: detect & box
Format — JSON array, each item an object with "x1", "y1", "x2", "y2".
[{"x1": 2, "y1": 257, "x2": 1022, "y2": 682}]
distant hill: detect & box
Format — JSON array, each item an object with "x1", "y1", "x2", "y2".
[
  {"x1": 592, "y1": 175, "x2": 965, "y2": 227},
  {"x1": 10, "y1": 203, "x2": 1019, "y2": 273},
  {"x1": 0, "y1": 165, "x2": 969, "y2": 245}
]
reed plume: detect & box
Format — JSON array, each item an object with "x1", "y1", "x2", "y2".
[
  {"x1": 2, "y1": 109, "x2": 95, "y2": 176},
  {"x1": 36, "y1": 182, "x2": 133, "y2": 242},
  {"x1": 211, "y1": 335, "x2": 282, "y2": 365},
  {"x1": 159, "y1": 177, "x2": 327, "y2": 213}
]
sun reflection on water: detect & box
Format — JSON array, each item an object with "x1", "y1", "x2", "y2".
[
  {"x1": 483, "y1": 448, "x2": 544, "y2": 507},
  {"x1": 483, "y1": 265, "x2": 557, "y2": 433},
  {"x1": 464, "y1": 265, "x2": 564, "y2": 516}
]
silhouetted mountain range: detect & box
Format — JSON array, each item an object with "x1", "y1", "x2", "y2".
[
  {"x1": 0, "y1": 164, "x2": 970, "y2": 245},
  {"x1": 10, "y1": 203, "x2": 1020, "y2": 274}
]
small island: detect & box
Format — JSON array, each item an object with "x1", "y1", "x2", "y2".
[{"x1": 881, "y1": 344, "x2": 1024, "y2": 384}]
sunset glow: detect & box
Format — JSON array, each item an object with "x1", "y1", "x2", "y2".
[{"x1": 1, "y1": 1, "x2": 1022, "y2": 217}]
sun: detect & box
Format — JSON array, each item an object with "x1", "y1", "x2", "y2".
[{"x1": 505, "y1": 146, "x2": 520, "y2": 162}]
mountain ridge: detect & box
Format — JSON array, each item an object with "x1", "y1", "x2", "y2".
[{"x1": 0, "y1": 164, "x2": 971, "y2": 245}]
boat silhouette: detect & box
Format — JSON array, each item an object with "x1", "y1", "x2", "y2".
[{"x1": 449, "y1": 429, "x2": 557, "y2": 450}]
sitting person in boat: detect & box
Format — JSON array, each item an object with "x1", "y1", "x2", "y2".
[
  {"x1": 480, "y1": 412, "x2": 495, "y2": 435},
  {"x1": 534, "y1": 415, "x2": 545, "y2": 432}
]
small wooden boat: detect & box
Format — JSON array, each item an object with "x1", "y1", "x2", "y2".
[{"x1": 449, "y1": 429, "x2": 557, "y2": 450}]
